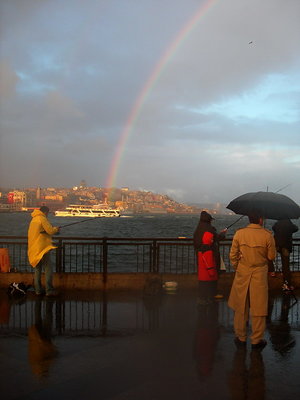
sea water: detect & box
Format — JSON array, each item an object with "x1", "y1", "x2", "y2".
[{"x1": 0, "y1": 212, "x2": 300, "y2": 238}]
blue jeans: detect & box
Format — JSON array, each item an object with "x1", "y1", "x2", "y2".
[{"x1": 34, "y1": 252, "x2": 54, "y2": 295}]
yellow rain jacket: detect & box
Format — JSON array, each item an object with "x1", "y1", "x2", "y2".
[{"x1": 27, "y1": 210, "x2": 59, "y2": 268}]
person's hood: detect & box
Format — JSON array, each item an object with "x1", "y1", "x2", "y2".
[
  {"x1": 31, "y1": 209, "x2": 46, "y2": 218},
  {"x1": 200, "y1": 211, "x2": 214, "y2": 223}
]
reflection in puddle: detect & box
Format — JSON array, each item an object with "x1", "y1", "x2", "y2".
[
  {"x1": 194, "y1": 302, "x2": 220, "y2": 378},
  {"x1": 0, "y1": 289, "x2": 299, "y2": 399},
  {"x1": 0, "y1": 290, "x2": 299, "y2": 340},
  {"x1": 28, "y1": 298, "x2": 58, "y2": 378},
  {"x1": 267, "y1": 294, "x2": 297, "y2": 354},
  {"x1": 228, "y1": 348, "x2": 265, "y2": 400}
]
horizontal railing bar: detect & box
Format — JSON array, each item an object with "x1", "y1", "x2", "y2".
[{"x1": 1, "y1": 235, "x2": 299, "y2": 242}]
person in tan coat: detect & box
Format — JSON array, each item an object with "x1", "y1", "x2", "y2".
[
  {"x1": 228, "y1": 212, "x2": 276, "y2": 350},
  {"x1": 28, "y1": 206, "x2": 60, "y2": 296}
]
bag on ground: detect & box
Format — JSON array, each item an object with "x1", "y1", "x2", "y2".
[{"x1": 7, "y1": 282, "x2": 30, "y2": 297}]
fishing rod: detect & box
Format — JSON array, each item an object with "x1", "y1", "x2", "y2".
[
  {"x1": 275, "y1": 183, "x2": 292, "y2": 194},
  {"x1": 59, "y1": 217, "x2": 102, "y2": 229},
  {"x1": 41, "y1": 217, "x2": 102, "y2": 233},
  {"x1": 225, "y1": 215, "x2": 245, "y2": 230}
]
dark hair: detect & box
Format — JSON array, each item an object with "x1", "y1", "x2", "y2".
[
  {"x1": 248, "y1": 212, "x2": 261, "y2": 224},
  {"x1": 40, "y1": 206, "x2": 50, "y2": 214}
]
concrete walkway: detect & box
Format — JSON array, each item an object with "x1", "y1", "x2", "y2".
[{"x1": 0, "y1": 288, "x2": 299, "y2": 400}]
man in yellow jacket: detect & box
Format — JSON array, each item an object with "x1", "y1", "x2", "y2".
[
  {"x1": 228, "y1": 212, "x2": 276, "y2": 350},
  {"x1": 28, "y1": 206, "x2": 60, "y2": 296}
]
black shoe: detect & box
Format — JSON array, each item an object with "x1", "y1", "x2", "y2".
[
  {"x1": 35, "y1": 291, "x2": 45, "y2": 296},
  {"x1": 251, "y1": 340, "x2": 267, "y2": 350},
  {"x1": 234, "y1": 337, "x2": 247, "y2": 348},
  {"x1": 46, "y1": 290, "x2": 59, "y2": 297}
]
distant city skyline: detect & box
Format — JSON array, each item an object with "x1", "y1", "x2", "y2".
[
  {"x1": 1, "y1": 179, "x2": 299, "y2": 208},
  {"x1": 1, "y1": 0, "x2": 299, "y2": 204},
  {"x1": 2, "y1": 185, "x2": 221, "y2": 215}
]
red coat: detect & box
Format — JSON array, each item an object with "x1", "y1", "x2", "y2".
[{"x1": 197, "y1": 231, "x2": 218, "y2": 281}]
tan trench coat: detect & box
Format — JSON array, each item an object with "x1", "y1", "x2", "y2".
[
  {"x1": 27, "y1": 210, "x2": 59, "y2": 268},
  {"x1": 228, "y1": 224, "x2": 276, "y2": 316}
]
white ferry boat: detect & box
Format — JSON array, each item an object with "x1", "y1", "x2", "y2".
[{"x1": 54, "y1": 204, "x2": 120, "y2": 218}]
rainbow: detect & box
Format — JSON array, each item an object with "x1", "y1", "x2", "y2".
[{"x1": 105, "y1": 0, "x2": 218, "y2": 189}]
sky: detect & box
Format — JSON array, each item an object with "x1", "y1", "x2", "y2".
[{"x1": 0, "y1": 0, "x2": 299, "y2": 205}]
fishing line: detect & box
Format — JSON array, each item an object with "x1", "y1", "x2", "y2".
[
  {"x1": 225, "y1": 215, "x2": 245, "y2": 230},
  {"x1": 41, "y1": 216, "x2": 102, "y2": 233},
  {"x1": 59, "y1": 217, "x2": 103, "y2": 229},
  {"x1": 275, "y1": 183, "x2": 292, "y2": 194}
]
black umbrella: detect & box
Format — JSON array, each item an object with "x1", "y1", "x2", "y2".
[{"x1": 226, "y1": 191, "x2": 300, "y2": 220}]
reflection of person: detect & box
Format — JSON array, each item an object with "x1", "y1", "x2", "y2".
[
  {"x1": 193, "y1": 211, "x2": 227, "y2": 305},
  {"x1": 194, "y1": 303, "x2": 219, "y2": 378},
  {"x1": 27, "y1": 206, "x2": 60, "y2": 296},
  {"x1": 228, "y1": 348, "x2": 265, "y2": 400},
  {"x1": 0, "y1": 291, "x2": 11, "y2": 324},
  {"x1": 272, "y1": 219, "x2": 298, "y2": 291},
  {"x1": 267, "y1": 295, "x2": 296, "y2": 354},
  {"x1": 28, "y1": 298, "x2": 58, "y2": 377},
  {"x1": 228, "y1": 213, "x2": 276, "y2": 350}
]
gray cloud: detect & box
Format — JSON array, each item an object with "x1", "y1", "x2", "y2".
[{"x1": 0, "y1": 61, "x2": 19, "y2": 98}]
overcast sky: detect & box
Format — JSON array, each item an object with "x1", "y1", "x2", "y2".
[{"x1": 0, "y1": 0, "x2": 299, "y2": 204}]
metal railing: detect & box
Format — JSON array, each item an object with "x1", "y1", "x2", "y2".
[{"x1": 0, "y1": 236, "x2": 300, "y2": 276}]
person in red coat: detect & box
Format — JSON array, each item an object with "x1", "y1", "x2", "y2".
[{"x1": 193, "y1": 211, "x2": 226, "y2": 305}]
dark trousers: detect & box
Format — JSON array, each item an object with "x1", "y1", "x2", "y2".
[
  {"x1": 198, "y1": 281, "x2": 217, "y2": 301},
  {"x1": 279, "y1": 248, "x2": 292, "y2": 284},
  {"x1": 268, "y1": 247, "x2": 292, "y2": 285}
]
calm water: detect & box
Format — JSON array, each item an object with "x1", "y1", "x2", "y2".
[{"x1": 1, "y1": 212, "x2": 300, "y2": 238}]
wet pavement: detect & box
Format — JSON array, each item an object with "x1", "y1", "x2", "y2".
[{"x1": 0, "y1": 287, "x2": 300, "y2": 400}]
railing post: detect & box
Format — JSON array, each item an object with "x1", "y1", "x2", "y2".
[
  {"x1": 56, "y1": 238, "x2": 63, "y2": 273},
  {"x1": 102, "y1": 237, "x2": 108, "y2": 284},
  {"x1": 152, "y1": 239, "x2": 158, "y2": 273}
]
